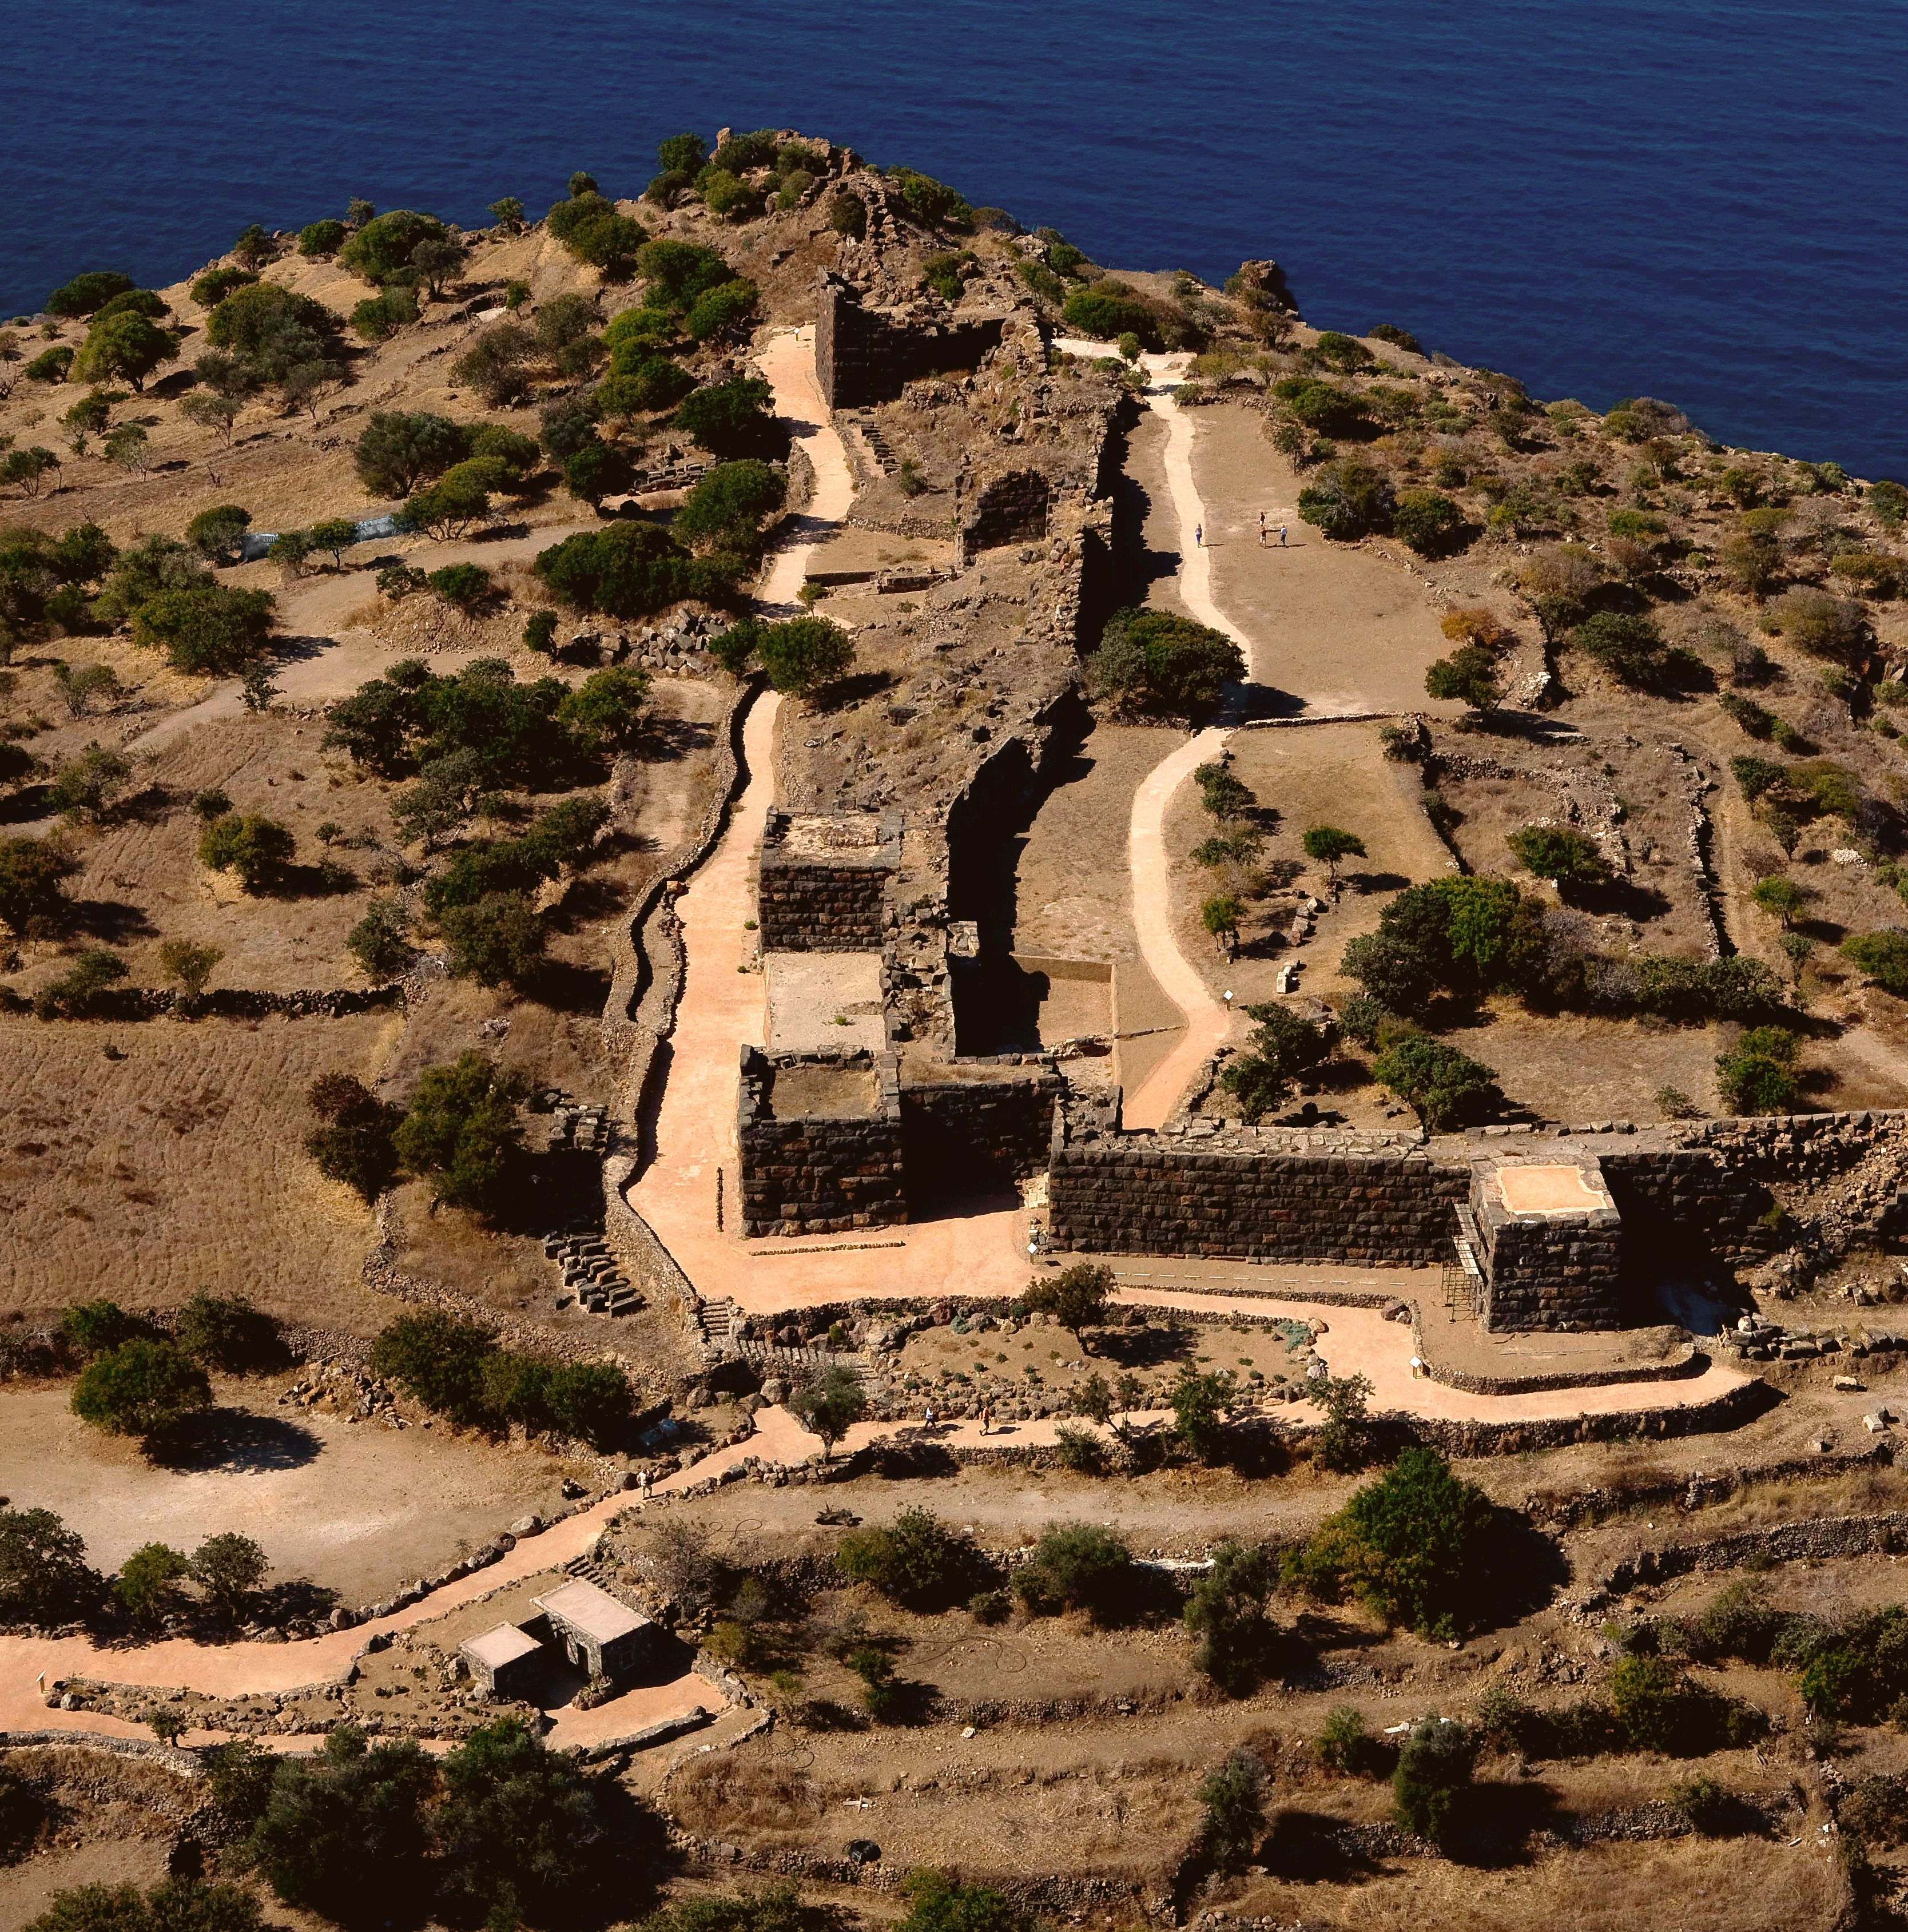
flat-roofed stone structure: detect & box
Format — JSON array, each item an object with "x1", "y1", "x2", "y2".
[
  {"x1": 532, "y1": 1577, "x2": 658, "y2": 1682},
  {"x1": 460, "y1": 1622, "x2": 543, "y2": 1699},
  {"x1": 1468, "y1": 1156, "x2": 1624, "y2": 1333},
  {"x1": 757, "y1": 809, "x2": 901, "y2": 952}
]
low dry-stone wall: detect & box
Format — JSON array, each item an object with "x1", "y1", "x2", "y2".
[
  {"x1": 7, "y1": 985, "x2": 403, "y2": 1022},
  {"x1": 1602, "y1": 1511, "x2": 1908, "y2": 1595},
  {"x1": 1047, "y1": 1117, "x2": 1467, "y2": 1265}
]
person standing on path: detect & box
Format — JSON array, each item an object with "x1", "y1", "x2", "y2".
[
  {"x1": 923, "y1": 1402, "x2": 936, "y2": 1436},
  {"x1": 1279, "y1": 525, "x2": 1288, "y2": 547},
  {"x1": 1195, "y1": 522, "x2": 1203, "y2": 547},
  {"x1": 980, "y1": 1402, "x2": 995, "y2": 1437},
  {"x1": 1259, "y1": 511, "x2": 1266, "y2": 547}
]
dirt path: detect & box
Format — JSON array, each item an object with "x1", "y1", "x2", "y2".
[
  {"x1": 1109, "y1": 360, "x2": 1247, "y2": 1128},
  {"x1": 619, "y1": 325, "x2": 1032, "y2": 1310}
]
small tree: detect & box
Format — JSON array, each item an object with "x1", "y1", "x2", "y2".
[
  {"x1": 1198, "y1": 1749, "x2": 1266, "y2": 1870},
  {"x1": 197, "y1": 813, "x2": 295, "y2": 892},
  {"x1": 1202, "y1": 892, "x2": 1242, "y2": 956},
  {"x1": 1221, "y1": 1002, "x2": 1333, "y2": 1120},
  {"x1": 838, "y1": 1507, "x2": 980, "y2": 1610},
  {"x1": 1013, "y1": 1522, "x2": 1132, "y2": 1621},
  {"x1": 393, "y1": 1052, "x2": 526, "y2": 1218},
  {"x1": 440, "y1": 890, "x2": 547, "y2": 987},
  {"x1": 1170, "y1": 1369, "x2": 1235, "y2": 1464},
  {"x1": 1750, "y1": 874, "x2": 1808, "y2": 931},
  {"x1": 1302, "y1": 824, "x2": 1365, "y2": 887},
  {"x1": 1424, "y1": 643, "x2": 1500, "y2": 714},
  {"x1": 1393, "y1": 1717, "x2": 1474, "y2": 1842},
  {"x1": 757, "y1": 615, "x2": 854, "y2": 698},
  {"x1": 434, "y1": 1715, "x2": 603, "y2": 1928},
  {"x1": 1023, "y1": 1261, "x2": 1114, "y2": 1354},
  {"x1": 190, "y1": 1532, "x2": 268, "y2": 1621},
  {"x1": 1842, "y1": 930, "x2": 1908, "y2": 996},
  {"x1": 116, "y1": 1541, "x2": 189, "y2": 1626},
  {"x1": 1184, "y1": 1542, "x2": 1280, "y2": 1695},
  {"x1": 185, "y1": 504, "x2": 252, "y2": 562},
  {"x1": 177, "y1": 1292, "x2": 282, "y2": 1373},
  {"x1": 523, "y1": 608, "x2": 559, "y2": 654},
  {"x1": 1715, "y1": 1025, "x2": 1799, "y2": 1115},
  {"x1": 1506, "y1": 824, "x2": 1609, "y2": 895},
  {"x1": 488, "y1": 196, "x2": 525, "y2": 233},
  {"x1": 789, "y1": 1365, "x2": 866, "y2": 1461},
  {"x1": 1312, "y1": 1370, "x2": 1376, "y2": 1472},
  {"x1": 308, "y1": 518, "x2": 358, "y2": 567},
  {"x1": 0, "y1": 1506, "x2": 97, "y2": 1624},
  {"x1": 71, "y1": 1338, "x2": 212, "y2": 1441},
  {"x1": 1372, "y1": 1036, "x2": 1498, "y2": 1130},
  {"x1": 251, "y1": 1726, "x2": 438, "y2": 1924},
  {"x1": 347, "y1": 899, "x2": 411, "y2": 981},
  {"x1": 157, "y1": 938, "x2": 222, "y2": 1008}
]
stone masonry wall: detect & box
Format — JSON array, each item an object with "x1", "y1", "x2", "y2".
[
  {"x1": 1046, "y1": 1135, "x2": 1470, "y2": 1265},
  {"x1": 1477, "y1": 1209, "x2": 1625, "y2": 1331},
  {"x1": 756, "y1": 809, "x2": 901, "y2": 952},
  {"x1": 963, "y1": 470, "x2": 1052, "y2": 554},
  {"x1": 816, "y1": 272, "x2": 1008, "y2": 410},
  {"x1": 901, "y1": 1073, "x2": 1062, "y2": 1201},
  {"x1": 737, "y1": 1048, "x2": 906, "y2": 1238}
]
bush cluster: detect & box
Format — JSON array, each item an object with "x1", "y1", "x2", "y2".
[
  {"x1": 370, "y1": 1311, "x2": 629, "y2": 1449},
  {"x1": 1086, "y1": 607, "x2": 1245, "y2": 715}
]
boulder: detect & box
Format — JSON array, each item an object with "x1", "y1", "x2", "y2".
[{"x1": 510, "y1": 1515, "x2": 543, "y2": 1538}]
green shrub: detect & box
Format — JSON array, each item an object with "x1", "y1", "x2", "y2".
[
  {"x1": 756, "y1": 615, "x2": 854, "y2": 697},
  {"x1": 1299, "y1": 459, "x2": 1393, "y2": 541},
  {"x1": 1392, "y1": 488, "x2": 1464, "y2": 555},
  {"x1": 1198, "y1": 1749, "x2": 1265, "y2": 1870},
  {"x1": 298, "y1": 218, "x2": 347, "y2": 259},
  {"x1": 1506, "y1": 824, "x2": 1609, "y2": 892},
  {"x1": 392, "y1": 1051, "x2": 525, "y2": 1218},
  {"x1": 1715, "y1": 1025, "x2": 1799, "y2": 1115},
  {"x1": 197, "y1": 813, "x2": 295, "y2": 891},
  {"x1": 673, "y1": 374, "x2": 777, "y2": 456},
  {"x1": 72, "y1": 1338, "x2": 212, "y2": 1440},
  {"x1": 427, "y1": 562, "x2": 491, "y2": 610},
  {"x1": 1013, "y1": 1522, "x2": 1131, "y2": 1621},
  {"x1": 1063, "y1": 284, "x2": 1153, "y2": 344},
  {"x1": 177, "y1": 1293, "x2": 283, "y2": 1373},
  {"x1": 838, "y1": 1507, "x2": 982, "y2": 1610},
  {"x1": 1273, "y1": 375, "x2": 1368, "y2": 436},
  {"x1": 1318, "y1": 1705, "x2": 1385, "y2": 1776},
  {"x1": 1086, "y1": 607, "x2": 1243, "y2": 714},
  {"x1": 1184, "y1": 1541, "x2": 1279, "y2": 1695},
  {"x1": 46, "y1": 271, "x2": 136, "y2": 317},
  {"x1": 1843, "y1": 931, "x2": 1908, "y2": 996},
  {"x1": 1392, "y1": 1718, "x2": 1473, "y2": 1842},
  {"x1": 1286, "y1": 1449, "x2": 1497, "y2": 1636},
  {"x1": 1372, "y1": 1035, "x2": 1497, "y2": 1129}
]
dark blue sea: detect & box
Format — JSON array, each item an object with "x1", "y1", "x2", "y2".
[{"x1": 5, "y1": 1, "x2": 1905, "y2": 477}]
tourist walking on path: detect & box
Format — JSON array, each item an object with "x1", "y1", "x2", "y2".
[
  {"x1": 1258, "y1": 511, "x2": 1266, "y2": 546},
  {"x1": 980, "y1": 1402, "x2": 995, "y2": 1436},
  {"x1": 1195, "y1": 522, "x2": 1203, "y2": 547},
  {"x1": 923, "y1": 1402, "x2": 936, "y2": 1436},
  {"x1": 1279, "y1": 525, "x2": 1288, "y2": 547}
]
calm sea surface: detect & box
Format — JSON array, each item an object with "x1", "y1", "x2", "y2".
[{"x1": 4, "y1": 1, "x2": 1904, "y2": 475}]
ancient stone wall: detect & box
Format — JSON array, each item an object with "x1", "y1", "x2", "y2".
[
  {"x1": 1475, "y1": 1209, "x2": 1625, "y2": 1330},
  {"x1": 1046, "y1": 1123, "x2": 1469, "y2": 1265},
  {"x1": 756, "y1": 809, "x2": 901, "y2": 952},
  {"x1": 963, "y1": 469, "x2": 1051, "y2": 553},
  {"x1": 816, "y1": 272, "x2": 1008, "y2": 409},
  {"x1": 901, "y1": 1072, "x2": 1062, "y2": 1200},
  {"x1": 737, "y1": 1047, "x2": 906, "y2": 1237}
]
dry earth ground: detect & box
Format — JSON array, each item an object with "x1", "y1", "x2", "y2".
[{"x1": 0, "y1": 1384, "x2": 569, "y2": 1596}]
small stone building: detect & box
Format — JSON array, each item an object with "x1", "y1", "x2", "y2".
[
  {"x1": 1465, "y1": 1158, "x2": 1625, "y2": 1332},
  {"x1": 460, "y1": 1622, "x2": 543, "y2": 1700},
  {"x1": 532, "y1": 1577, "x2": 657, "y2": 1682}
]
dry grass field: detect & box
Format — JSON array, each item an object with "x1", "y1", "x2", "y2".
[{"x1": 0, "y1": 1008, "x2": 392, "y2": 1323}]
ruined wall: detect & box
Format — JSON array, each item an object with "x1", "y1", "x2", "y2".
[
  {"x1": 1046, "y1": 1124, "x2": 1469, "y2": 1265},
  {"x1": 816, "y1": 273, "x2": 1008, "y2": 410},
  {"x1": 737, "y1": 1048, "x2": 906, "y2": 1237},
  {"x1": 756, "y1": 809, "x2": 901, "y2": 952},
  {"x1": 963, "y1": 470, "x2": 1051, "y2": 554},
  {"x1": 901, "y1": 1073, "x2": 1062, "y2": 1201}
]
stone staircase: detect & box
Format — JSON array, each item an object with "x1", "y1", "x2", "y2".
[
  {"x1": 698, "y1": 1297, "x2": 742, "y2": 1345},
  {"x1": 561, "y1": 1551, "x2": 647, "y2": 1611}
]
